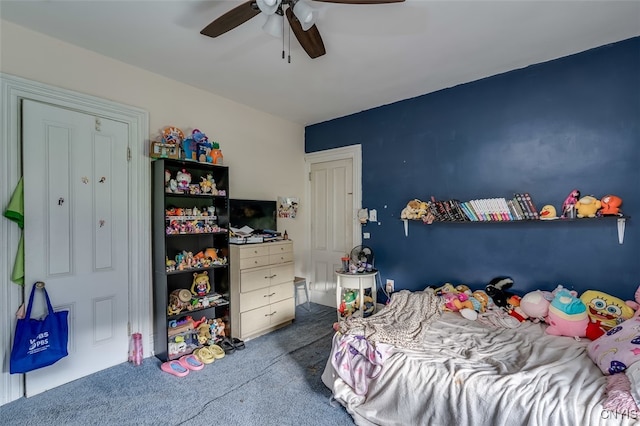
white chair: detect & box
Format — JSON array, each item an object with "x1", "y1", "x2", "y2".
[{"x1": 294, "y1": 276, "x2": 310, "y2": 311}]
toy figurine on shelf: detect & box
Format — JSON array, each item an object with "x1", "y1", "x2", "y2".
[
  {"x1": 599, "y1": 194, "x2": 623, "y2": 216},
  {"x1": 210, "y1": 141, "x2": 223, "y2": 165},
  {"x1": 191, "y1": 271, "x2": 210, "y2": 297},
  {"x1": 176, "y1": 169, "x2": 191, "y2": 192}
]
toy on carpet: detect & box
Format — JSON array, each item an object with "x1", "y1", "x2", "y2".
[
  {"x1": 545, "y1": 288, "x2": 589, "y2": 338},
  {"x1": 599, "y1": 195, "x2": 623, "y2": 216},
  {"x1": 575, "y1": 195, "x2": 602, "y2": 218},
  {"x1": 485, "y1": 277, "x2": 516, "y2": 309}
]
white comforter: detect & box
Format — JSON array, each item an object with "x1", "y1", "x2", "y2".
[{"x1": 323, "y1": 312, "x2": 638, "y2": 426}]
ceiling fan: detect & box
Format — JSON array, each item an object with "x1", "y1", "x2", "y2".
[{"x1": 200, "y1": 0, "x2": 405, "y2": 59}]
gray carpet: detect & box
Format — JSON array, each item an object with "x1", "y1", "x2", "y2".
[{"x1": 0, "y1": 304, "x2": 354, "y2": 426}]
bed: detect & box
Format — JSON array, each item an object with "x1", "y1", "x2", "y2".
[{"x1": 322, "y1": 290, "x2": 639, "y2": 426}]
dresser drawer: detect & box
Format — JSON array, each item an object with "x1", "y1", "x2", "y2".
[
  {"x1": 270, "y1": 263, "x2": 294, "y2": 285},
  {"x1": 270, "y1": 282, "x2": 293, "y2": 304},
  {"x1": 269, "y1": 251, "x2": 293, "y2": 265},
  {"x1": 269, "y1": 243, "x2": 292, "y2": 256},
  {"x1": 239, "y1": 254, "x2": 270, "y2": 270},
  {"x1": 239, "y1": 245, "x2": 270, "y2": 259},
  {"x1": 240, "y1": 267, "x2": 272, "y2": 293},
  {"x1": 240, "y1": 305, "x2": 271, "y2": 337},
  {"x1": 239, "y1": 287, "x2": 271, "y2": 312}
]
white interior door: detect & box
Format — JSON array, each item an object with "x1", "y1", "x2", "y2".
[
  {"x1": 309, "y1": 159, "x2": 354, "y2": 306},
  {"x1": 22, "y1": 99, "x2": 130, "y2": 397}
]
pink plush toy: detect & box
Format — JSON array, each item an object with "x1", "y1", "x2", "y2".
[
  {"x1": 545, "y1": 288, "x2": 589, "y2": 338},
  {"x1": 520, "y1": 290, "x2": 552, "y2": 323},
  {"x1": 625, "y1": 285, "x2": 640, "y2": 317}
]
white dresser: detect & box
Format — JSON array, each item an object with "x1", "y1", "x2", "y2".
[{"x1": 230, "y1": 240, "x2": 295, "y2": 340}]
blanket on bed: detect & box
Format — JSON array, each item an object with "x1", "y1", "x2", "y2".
[
  {"x1": 324, "y1": 312, "x2": 639, "y2": 426},
  {"x1": 336, "y1": 289, "x2": 441, "y2": 349}
]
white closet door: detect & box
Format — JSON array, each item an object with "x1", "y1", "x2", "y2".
[{"x1": 22, "y1": 99, "x2": 130, "y2": 397}]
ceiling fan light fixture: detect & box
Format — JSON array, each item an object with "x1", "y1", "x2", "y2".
[
  {"x1": 256, "y1": 0, "x2": 282, "y2": 15},
  {"x1": 263, "y1": 13, "x2": 283, "y2": 38},
  {"x1": 292, "y1": 0, "x2": 318, "y2": 31}
]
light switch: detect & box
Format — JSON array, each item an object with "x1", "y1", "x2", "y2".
[
  {"x1": 363, "y1": 232, "x2": 370, "y2": 239},
  {"x1": 369, "y1": 209, "x2": 377, "y2": 222}
]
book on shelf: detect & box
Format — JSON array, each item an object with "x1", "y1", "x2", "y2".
[
  {"x1": 514, "y1": 193, "x2": 540, "y2": 220},
  {"x1": 522, "y1": 193, "x2": 540, "y2": 220},
  {"x1": 514, "y1": 193, "x2": 532, "y2": 220}
]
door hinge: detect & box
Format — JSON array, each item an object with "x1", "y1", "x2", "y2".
[
  {"x1": 127, "y1": 321, "x2": 132, "y2": 335},
  {"x1": 95, "y1": 117, "x2": 101, "y2": 132},
  {"x1": 308, "y1": 172, "x2": 312, "y2": 181},
  {"x1": 127, "y1": 147, "x2": 131, "y2": 162}
]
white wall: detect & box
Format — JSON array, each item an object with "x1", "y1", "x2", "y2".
[
  {"x1": 0, "y1": 20, "x2": 311, "y2": 404},
  {"x1": 0, "y1": 19, "x2": 308, "y2": 265}
]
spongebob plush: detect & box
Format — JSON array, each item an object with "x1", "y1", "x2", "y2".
[{"x1": 580, "y1": 289, "x2": 635, "y2": 330}]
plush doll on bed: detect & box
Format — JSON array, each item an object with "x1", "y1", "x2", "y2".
[
  {"x1": 485, "y1": 277, "x2": 516, "y2": 308},
  {"x1": 520, "y1": 290, "x2": 553, "y2": 323},
  {"x1": 545, "y1": 288, "x2": 589, "y2": 338},
  {"x1": 578, "y1": 288, "x2": 637, "y2": 340}
]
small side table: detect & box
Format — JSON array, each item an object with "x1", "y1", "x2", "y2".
[{"x1": 335, "y1": 271, "x2": 378, "y2": 320}]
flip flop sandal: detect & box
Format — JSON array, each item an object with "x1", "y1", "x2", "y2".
[
  {"x1": 193, "y1": 347, "x2": 215, "y2": 364},
  {"x1": 219, "y1": 339, "x2": 236, "y2": 355},
  {"x1": 161, "y1": 360, "x2": 189, "y2": 377},
  {"x1": 231, "y1": 337, "x2": 245, "y2": 350},
  {"x1": 209, "y1": 344, "x2": 226, "y2": 359},
  {"x1": 179, "y1": 354, "x2": 204, "y2": 371}
]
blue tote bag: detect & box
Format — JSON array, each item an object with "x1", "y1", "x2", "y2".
[{"x1": 10, "y1": 283, "x2": 69, "y2": 374}]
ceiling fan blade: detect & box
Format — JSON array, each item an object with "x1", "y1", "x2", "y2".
[
  {"x1": 285, "y1": 7, "x2": 326, "y2": 59},
  {"x1": 312, "y1": 0, "x2": 405, "y2": 4},
  {"x1": 200, "y1": 1, "x2": 260, "y2": 38}
]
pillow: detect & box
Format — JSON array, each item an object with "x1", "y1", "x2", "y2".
[{"x1": 587, "y1": 316, "x2": 640, "y2": 375}]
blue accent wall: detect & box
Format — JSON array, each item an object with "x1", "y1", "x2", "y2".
[{"x1": 306, "y1": 37, "x2": 640, "y2": 300}]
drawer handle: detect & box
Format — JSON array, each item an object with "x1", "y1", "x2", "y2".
[
  {"x1": 263, "y1": 292, "x2": 276, "y2": 298},
  {"x1": 264, "y1": 274, "x2": 276, "y2": 279},
  {"x1": 264, "y1": 311, "x2": 276, "y2": 317}
]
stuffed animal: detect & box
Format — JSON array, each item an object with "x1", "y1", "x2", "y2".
[
  {"x1": 485, "y1": 277, "x2": 516, "y2": 308},
  {"x1": 175, "y1": 169, "x2": 191, "y2": 192},
  {"x1": 599, "y1": 195, "x2": 623, "y2": 216},
  {"x1": 574, "y1": 195, "x2": 601, "y2": 218},
  {"x1": 400, "y1": 199, "x2": 434, "y2": 224},
  {"x1": 625, "y1": 285, "x2": 640, "y2": 318},
  {"x1": 545, "y1": 288, "x2": 589, "y2": 338},
  {"x1": 561, "y1": 189, "x2": 580, "y2": 218},
  {"x1": 539, "y1": 205, "x2": 558, "y2": 220},
  {"x1": 580, "y1": 289, "x2": 635, "y2": 330},
  {"x1": 520, "y1": 290, "x2": 552, "y2": 323}
]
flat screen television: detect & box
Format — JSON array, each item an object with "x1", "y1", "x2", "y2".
[{"x1": 229, "y1": 199, "x2": 277, "y2": 233}]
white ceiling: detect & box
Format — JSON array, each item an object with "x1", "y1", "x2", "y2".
[{"x1": 1, "y1": 1, "x2": 639, "y2": 126}]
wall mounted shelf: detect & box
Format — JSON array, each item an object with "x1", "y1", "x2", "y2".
[{"x1": 401, "y1": 216, "x2": 629, "y2": 244}]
